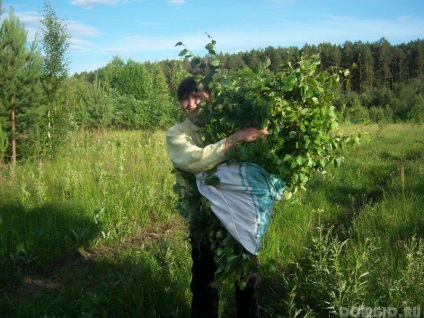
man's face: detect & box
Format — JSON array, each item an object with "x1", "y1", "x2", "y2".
[{"x1": 180, "y1": 90, "x2": 210, "y2": 119}]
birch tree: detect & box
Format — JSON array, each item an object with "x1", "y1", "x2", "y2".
[{"x1": 40, "y1": 0, "x2": 70, "y2": 144}]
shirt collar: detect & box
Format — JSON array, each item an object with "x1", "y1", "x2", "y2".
[{"x1": 184, "y1": 117, "x2": 201, "y2": 131}]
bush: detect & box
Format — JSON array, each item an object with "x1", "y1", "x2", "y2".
[
  {"x1": 347, "y1": 103, "x2": 370, "y2": 124},
  {"x1": 369, "y1": 106, "x2": 393, "y2": 123},
  {"x1": 406, "y1": 95, "x2": 424, "y2": 123}
]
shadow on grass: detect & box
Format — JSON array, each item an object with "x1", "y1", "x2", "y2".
[
  {"x1": 1, "y1": 247, "x2": 191, "y2": 317},
  {"x1": 0, "y1": 201, "x2": 99, "y2": 279},
  {"x1": 0, "y1": 202, "x2": 191, "y2": 317}
]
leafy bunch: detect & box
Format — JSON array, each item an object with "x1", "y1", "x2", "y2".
[
  {"x1": 175, "y1": 36, "x2": 360, "y2": 287},
  {"x1": 177, "y1": 36, "x2": 359, "y2": 199}
]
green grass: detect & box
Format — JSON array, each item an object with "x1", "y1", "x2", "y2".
[
  {"x1": 0, "y1": 124, "x2": 423, "y2": 317},
  {"x1": 259, "y1": 124, "x2": 424, "y2": 316}
]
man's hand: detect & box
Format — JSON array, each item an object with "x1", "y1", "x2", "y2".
[
  {"x1": 224, "y1": 127, "x2": 268, "y2": 152},
  {"x1": 234, "y1": 127, "x2": 268, "y2": 142}
]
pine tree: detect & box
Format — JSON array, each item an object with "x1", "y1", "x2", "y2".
[
  {"x1": 0, "y1": 7, "x2": 43, "y2": 163},
  {"x1": 359, "y1": 44, "x2": 374, "y2": 90},
  {"x1": 391, "y1": 46, "x2": 407, "y2": 88},
  {"x1": 410, "y1": 40, "x2": 424, "y2": 78},
  {"x1": 351, "y1": 41, "x2": 364, "y2": 92},
  {"x1": 318, "y1": 42, "x2": 341, "y2": 70},
  {"x1": 374, "y1": 37, "x2": 392, "y2": 89},
  {"x1": 84, "y1": 73, "x2": 113, "y2": 131}
]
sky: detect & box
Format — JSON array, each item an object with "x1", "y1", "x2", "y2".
[{"x1": 3, "y1": 0, "x2": 424, "y2": 75}]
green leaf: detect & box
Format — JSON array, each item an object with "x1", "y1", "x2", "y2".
[
  {"x1": 239, "y1": 146, "x2": 250, "y2": 160},
  {"x1": 205, "y1": 43, "x2": 214, "y2": 51},
  {"x1": 211, "y1": 60, "x2": 220, "y2": 67},
  {"x1": 178, "y1": 49, "x2": 188, "y2": 56},
  {"x1": 174, "y1": 41, "x2": 183, "y2": 46},
  {"x1": 333, "y1": 157, "x2": 343, "y2": 168},
  {"x1": 296, "y1": 155, "x2": 307, "y2": 166},
  {"x1": 216, "y1": 247, "x2": 223, "y2": 257},
  {"x1": 289, "y1": 131, "x2": 298, "y2": 139},
  {"x1": 299, "y1": 173, "x2": 308, "y2": 183},
  {"x1": 227, "y1": 255, "x2": 238, "y2": 263},
  {"x1": 283, "y1": 154, "x2": 293, "y2": 162},
  {"x1": 239, "y1": 281, "x2": 247, "y2": 290},
  {"x1": 205, "y1": 175, "x2": 220, "y2": 186}
]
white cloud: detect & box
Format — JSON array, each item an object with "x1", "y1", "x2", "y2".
[
  {"x1": 167, "y1": 0, "x2": 185, "y2": 5},
  {"x1": 70, "y1": 44, "x2": 92, "y2": 52},
  {"x1": 15, "y1": 11, "x2": 40, "y2": 25},
  {"x1": 70, "y1": 37, "x2": 96, "y2": 51},
  {"x1": 104, "y1": 47, "x2": 130, "y2": 56},
  {"x1": 8, "y1": 7, "x2": 101, "y2": 55},
  {"x1": 397, "y1": 15, "x2": 414, "y2": 21},
  {"x1": 14, "y1": 11, "x2": 40, "y2": 39},
  {"x1": 70, "y1": 0, "x2": 120, "y2": 9},
  {"x1": 68, "y1": 21, "x2": 101, "y2": 37}
]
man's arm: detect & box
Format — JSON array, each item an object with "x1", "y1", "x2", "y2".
[
  {"x1": 166, "y1": 127, "x2": 227, "y2": 174},
  {"x1": 166, "y1": 126, "x2": 268, "y2": 174}
]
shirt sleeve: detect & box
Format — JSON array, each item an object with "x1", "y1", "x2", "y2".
[{"x1": 166, "y1": 125, "x2": 227, "y2": 174}]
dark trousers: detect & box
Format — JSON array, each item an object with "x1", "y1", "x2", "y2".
[{"x1": 190, "y1": 243, "x2": 260, "y2": 318}]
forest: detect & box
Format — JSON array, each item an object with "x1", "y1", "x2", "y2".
[{"x1": 0, "y1": 0, "x2": 423, "y2": 164}]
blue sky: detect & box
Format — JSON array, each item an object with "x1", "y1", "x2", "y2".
[{"x1": 3, "y1": 0, "x2": 424, "y2": 74}]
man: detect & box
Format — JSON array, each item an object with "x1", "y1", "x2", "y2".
[{"x1": 166, "y1": 76, "x2": 267, "y2": 318}]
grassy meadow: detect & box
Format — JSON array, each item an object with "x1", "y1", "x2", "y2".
[{"x1": 0, "y1": 124, "x2": 423, "y2": 317}]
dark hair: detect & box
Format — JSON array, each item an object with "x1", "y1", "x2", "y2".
[
  {"x1": 177, "y1": 76, "x2": 209, "y2": 101},
  {"x1": 177, "y1": 77, "x2": 197, "y2": 101}
]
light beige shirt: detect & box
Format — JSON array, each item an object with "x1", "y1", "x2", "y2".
[{"x1": 166, "y1": 117, "x2": 227, "y2": 197}]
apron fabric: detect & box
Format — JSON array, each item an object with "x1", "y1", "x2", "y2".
[{"x1": 196, "y1": 162, "x2": 286, "y2": 255}]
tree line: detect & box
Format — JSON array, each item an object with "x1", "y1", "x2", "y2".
[
  {"x1": 220, "y1": 38, "x2": 424, "y2": 91},
  {"x1": 0, "y1": 0, "x2": 423, "y2": 164},
  {"x1": 69, "y1": 36, "x2": 424, "y2": 130},
  {"x1": 215, "y1": 39, "x2": 424, "y2": 124}
]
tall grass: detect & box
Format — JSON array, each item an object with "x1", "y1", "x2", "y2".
[
  {"x1": 0, "y1": 129, "x2": 191, "y2": 317},
  {"x1": 0, "y1": 124, "x2": 423, "y2": 317},
  {"x1": 260, "y1": 124, "x2": 424, "y2": 316}
]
